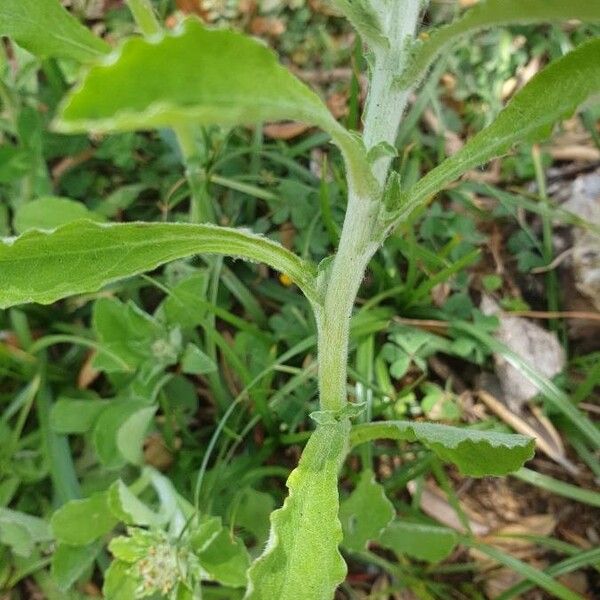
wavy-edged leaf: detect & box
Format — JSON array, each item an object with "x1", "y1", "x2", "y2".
[
  {"x1": 379, "y1": 521, "x2": 458, "y2": 563},
  {"x1": 329, "y1": 0, "x2": 389, "y2": 48},
  {"x1": 54, "y1": 18, "x2": 373, "y2": 195},
  {"x1": 389, "y1": 39, "x2": 600, "y2": 226},
  {"x1": 401, "y1": 0, "x2": 600, "y2": 86},
  {"x1": 497, "y1": 546, "x2": 600, "y2": 600},
  {"x1": 0, "y1": 220, "x2": 319, "y2": 309},
  {"x1": 234, "y1": 488, "x2": 275, "y2": 547},
  {"x1": 245, "y1": 421, "x2": 350, "y2": 600},
  {"x1": 340, "y1": 469, "x2": 395, "y2": 552},
  {"x1": 350, "y1": 421, "x2": 534, "y2": 476},
  {"x1": 0, "y1": 0, "x2": 110, "y2": 62}
]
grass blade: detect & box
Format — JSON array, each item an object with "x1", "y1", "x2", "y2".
[
  {"x1": 496, "y1": 546, "x2": 600, "y2": 600},
  {"x1": 512, "y1": 468, "x2": 600, "y2": 508},
  {"x1": 454, "y1": 322, "x2": 600, "y2": 449},
  {"x1": 467, "y1": 542, "x2": 584, "y2": 600}
]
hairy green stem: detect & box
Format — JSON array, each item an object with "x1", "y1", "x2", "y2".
[
  {"x1": 363, "y1": 0, "x2": 422, "y2": 181},
  {"x1": 317, "y1": 0, "x2": 421, "y2": 413}
]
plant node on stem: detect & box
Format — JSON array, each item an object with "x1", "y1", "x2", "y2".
[{"x1": 316, "y1": 0, "x2": 422, "y2": 413}]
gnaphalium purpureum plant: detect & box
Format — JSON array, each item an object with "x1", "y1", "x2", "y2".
[{"x1": 1, "y1": 0, "x2": 600, "y2": 597}]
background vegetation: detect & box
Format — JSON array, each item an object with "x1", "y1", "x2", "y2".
[{"x1": 0, "y1": 1, "x2": 599, "y2": 598}]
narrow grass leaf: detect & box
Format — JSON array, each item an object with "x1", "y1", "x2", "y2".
[
  {"x1": 36, "y1": 377, "x2": 81, "y2": 504},
  {"x1": 245, "y1": 422, "x2": 350, "y2": 600},
  {"x1": 0, "y1": 220, "x2": 319, "y2": 308},
  {"x1": 496, "y1": 546, "x2": 600, "y2": 600},
  {"x1": 350, "y1": 421, "x2": 534, "y2": 476},
  {"x1": 468, "y1": 542, "x2": 584, "y2": 600},
  {"x1": 0, "y1": 0, "x2": 110, "y2": 62},
  {"x1": 513, "y1": 468, "x2": 600, "y2": 508},
  {"x1": 454, "y1": 322, "x2": 600, "y2": 449},
  {"x1": 401, "y1": 0, "x2": 600, "y2": 86}
]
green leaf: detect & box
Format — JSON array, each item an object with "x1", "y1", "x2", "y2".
[
  {"x1": 103, "y1": 560, "x2": 138, "y2": 600},
  {"x1": 469, "y1": 542, "x2": 583, "y2": 600},
  {"x1": 496, "y1": 546, "x2": 600, "y2": 600},
  {"x1": 162, "y1": 271, "x2": 210, "y2": 329},
  {"x1": 107, "y1": 480, "x2": 167, "y2": 527},
  {"x1": 93, "y1": 401, "x2": 156, "y2": 468},
  {"x1": 245, "y1": 422, "x2": 349, "y2": 600},
  {"x1": 109, "y1": 528, "x2": 158, "y2": 563},
  {"x1": 197, "y1": 528, "x2": 250, "y2": 588},
  {"x1": 390, "y1": 39, "x2": 600, "y2": 226},
  {"x1": 401, "y1": 0, "x2": 600, "y2": 86},
  {"x1": 117, "y1": 405, "x2": 157, "y2": 465},
  {"x1": 234, "y1": 488, "x2": 275, "y2": 547},
  {"x1": 0, "y1": 0, "x2": 110, "y2": 62},
  {"x1": 0, "y1": 147, "x2": 29, "y2": 184},
  {"x1": 0, "y1": 522, "x2": 35, "y2": 557},
  {"x1": 91, "y1": 402, "x2": 143, "y2": 468},
  {"x1": 92, "y1": 298, "x2": 166, "y2": 373},
  {"x1": 13, "y1": 197, "x2": 103, "y2": 235},
  {"x1": 0, "y1": 508, "x2": 52, "y2": 545},
  {"x1": 56, "y1": 19, "x2": 328, "y2": 134},
  {"x1": 50, "y1": 398, "x2": 107, "y2": 434},
  {"x1": 350, "y1": 421, "x2": 534, "y2": 476},
  {"x1": 51, "y1": 541, "x2": 102, "y2": 591},
  {"x1": 513, "y1": 468, "x2": 600, "y2": 508},
  {"x1": 54, "y1": 18, "x2": 372, "y2": 196},
  {"x1": 94, "y1": 400, "x2": 158, "y2": 469},
  {"x1": 339, "y1": 469, "x2": 395, "y2": 552},
  {"x1": 0, "y1": 220, "x2": 320, "y2": 308},
  {"x1": 51, "y1": 492, "x2": 117, "y2": 545},
  {"x1": 189, "y1": 515, "x2": 223, "y2": 554},
  {"x1": 0, "y1": 508, "x2": 52, "y2": 557},
  {"x1": 378, "y1": 521, "x2": 458, "y2": 563},
  {"x1": 181, "y1": 343, "x2": 217, "y2": 375},
  {"x1": 330, "y1": 0, "x2": 389, "y2": 48}
]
